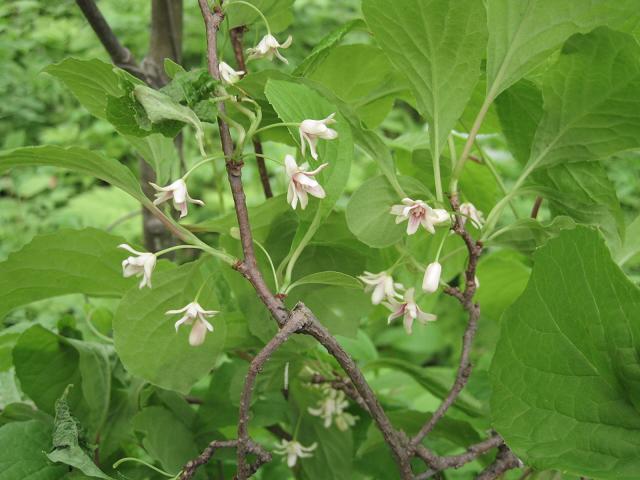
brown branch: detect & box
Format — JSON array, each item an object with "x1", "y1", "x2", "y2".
[
  {"x1": 75, "y1": 0, "x2": 146, "y2": 81},
  {"x1": 229, "y1": 26, "x2": 273, "y2": 199},
  {"x1": 180, "y1": 439, "x2": 271, "y2": 480},
  {"x1": 236, "y1": 309, "x2": 308, "y2": 478},
  {"x1": 530, "y1": 196, "x2": 543, "y2": 219},
  {"x1": 476, "y1": 445, "x2": 521, "y2": 480},
  {"x1": 411, "y1": 193, "x2": 482, "y2": 447},
  {"x1": 413, "y1": 434, "x2": 503, "y2": 473}
]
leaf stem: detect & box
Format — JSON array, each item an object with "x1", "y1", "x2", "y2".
[
  {"x1": 280, "y1": 208, "x2": 323, "y2": 290},
  {"x1": 253, "y1": 122, "x2": 300, "y2": 136},
  {"x1": 113, "y1": 457, "x2": 176, "y2": 478},
  {"x1": 223, "y1": 0, "x2": 271, "y2": 35}
]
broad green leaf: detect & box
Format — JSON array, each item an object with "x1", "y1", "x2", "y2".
[
  {"x1": 307, "y1": 44, "x2": 405, "y2": 128},
  {"x1": 133, "y1": 85, "x2": 205, "y2": 155},
  {"x1": 288, "y1": 271, "x2": 361, "y2": 292},
  {"x1": 486, "y1": 0, "x2": 640, "y2": 99},
  {"x1": 490, "y1": 216, "x2": 576, "y2": 255},
  {"x1": 0, "y1": 420, "x2": 67, "y2": 480},
  {"x1": 0, "y1": 228, "x2": 137, "y2": 318},
  {"x1": 46, "y1": 387, "x2": 112, "y2": 479},
  {"x1": 113, "y1": 260, "x2": 227, "y2": 394},
  {"x1": 363, "y1": 0, "x2": 487, "y2": 155},
  {"x1": 346, "y1": 175, "x2": 431, "y2": 248},
  {"x1": 295, "y1": 19, "x2": 366, "y2": 76},
  {"x1": 45, "y1": 58, "x2": 178, "y2": 184},
  {"x1": 13, "y1": 326, "x2": 111, "y2": 437},
  {"x1": 531, "y1": 161, "x2": 624, "y2": 247},
  {"x1": 367, "y1": 358, "x2": 483, "y2": 417},
  {"x1": 226, "y1": 0, "x2": 294, "y2": 33},
  {"x1": 528, "y1": 28, "x2": 640, "y2": 170},
  {"x1": 0, "y1": 146, "x2": 147, "y2": 203},
  {"x1": 614, "y1": 214, "x2": 640, "y2": 266},
  {"x1": 491, "y1": 227, "x2": 640, "y2": 478},
  {"x1": 132, "y1": 406, "x2": 199, "y2": 474},
  {"x1": 495, "y1": 79, "x2": 544, "y2": 164}
]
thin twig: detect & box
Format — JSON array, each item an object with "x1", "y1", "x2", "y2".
[
  {"x1": 413, "y1": 434, "x2": 503, "y2": 472},
  {"x1": 530, "y1": 196, "x2": 543, "y2": 219},
  {"x1": 236, "y1": 308, "x2": 308, "y2": 478},
  {"x1": 476, "y1": 445, "x2": 521, "y2": 480},
  {"x1": 179, "y1": 439, "x2": 271, "y2": 480},
  {"x1": 411, "y1": 193, "x2": 482, "y2": 447},
  {"x1": 75, "y1": 0, "x2": 146, "y2": 80},
  {"x1": 229, "y1": 26, "x2": 273, "y2": 199}
]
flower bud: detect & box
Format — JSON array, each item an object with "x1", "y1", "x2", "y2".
[{"x1": 422, "y1": 261, "x2": 442, "y2": 293}]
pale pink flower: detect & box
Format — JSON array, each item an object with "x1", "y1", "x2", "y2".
[
  {"x1": 299, "y1": 113, "x2": 338, "y2": 160},
  {"x1": 285, "y1": 154, "x2": 328, "y2": 210},
  {"x1": 274, "y1": 439, "x2": 317, "y2": 467},
  {"x1": 149, "y1": 178, "x2": 204, "y2": 218},
  {"x1": 358, "y1": 271, "x2": 403, "y2": 305},
  {"x1": 166, "y1": 301, "x2": 218, "y2": 346},
  {"x1": 390, "y1": 198, "x2": 450, "y2": 235},
  {"x1": 459, "y1": 202, "x2": 484, "y2": 229},
  {"x1": 247, "y1": 34, "x2": 293, "y2": 63},
  {"x1": 118, "y1": 244, "x2": 156, "y2": 289},
  {"x1": 422, "y1": 262, "x2": 442, "y2": 293},
  {"x1": 385, "y1": 288, "x2": 436, "y2": 334},
  {"x1": 218, "y1": 61, "x2": 244, "y2": 84}
]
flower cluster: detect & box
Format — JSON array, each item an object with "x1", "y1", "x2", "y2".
[{"x1": 308, "y1": 386, "x2": 358, "y2": 431}]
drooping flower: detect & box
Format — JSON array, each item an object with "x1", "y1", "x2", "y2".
[
  {"x1": 358, "y1": 271, "x2": 403, "y2": 305},
  {"x1": 246, "y1": 34, "x2": 293, "y2": 63},
  {"x1": 422, "y1": 262, "x2": 442, "y2": 293},
  {"x1": 299, "y1": 113, "x2": 338, "y2": 160},
  {"x1": 149, "y1": 178, "x2": 204, "y2": 218},
  {"x1": 459, "y1": 202, "x2": 484, "y2": 229},
  {"x1": 166, "y1": 301, "x2": 218, "y2": 346},
  {"x1": 118, "y1": 244, "x2": 156, "y2": 289},
  {"x1": 308, "y1": 388, "x2": 358, "y2": 431},
  {"x1": 390, "y1": 198, "x2": 450, "y2": 235},
  {"x1": 285, "y1": 154, "x2": 328, "y2": 210},
  {"x1": 218, "y1": 61, "x2": 244, "y2": 84},
  {"x1": 274, "y1": 439, "x2": 317, "y2": 467},
  {"x1": 385, "y1": 288, "x2": 436, "y2": 335}
]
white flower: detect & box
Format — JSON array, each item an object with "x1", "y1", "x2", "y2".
[
  {"x1": 149, "y1": 178, "x2": 204, "y2": 218},
  {"x1": 422, "y1": 262, "x2": 442, "y2": 293},
  {"x1": 358, "y1": 271, "x2": 403, "y2": 305},
  {"x1": 118, "y1": 244, "x2": 156, "y2": 289},
  {"x1": 459, "y1": 202, "x2": 484, "y2": 229},
  {"x1": 218, "y1": 61, "x2": 244, "y2": 84},
  {"x1": 246, "y1": 34, "x2": 292, "y2": 63},
  {"x1": 299, "y1": 113, "x2": 338, "y2": 160},
  {"x1": 166, "y1": 301, "x2": 218, "y2": 346},
  {"x1": 308, "y1": 388, "x2": 358, "y2": 431},
  {"x1": 390, "y1": 198, "x2": 450, "y2": 235},
  {"x1": 384, "y1": 288, "x2": 437, "y2": 335},
  {"x1": 285, "y1": 154, "x2": 328, "y2": 210},
  {"x1": 274, "y1": 439, "x2": 317, "y2": 467}
]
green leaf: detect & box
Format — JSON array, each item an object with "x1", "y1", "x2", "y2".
[
  {"x1": 0, "y1": 146, "x2": 148, "y2": 204},
  {"x1": 13, "y1": 326, "x2": 111, "y2": 437},
  {"x1": 44, "y1": 58, "x2": 179, "y2": 184},
  {"x1": 307, "y1": 44, "x2": 404, "y2": 128},
  {"x1": 614, "y1": 214, "x2": 640, "y2": 266},
  {"x1": 0, "y1": 228, "x2": 137, "y2": 318},
  {"x1": 486, "y1": 0, "x2": 640, "y2": 99},
  {"x1": 346, "y1": 175, "x2": 431, "y2": 248},
  {"x1": 363, "y1": 0, "x2": 487, "y2": 155},
  {"x1": 113, "y1": 260, "x2": 227, "y2": 394},
  {"x1": 132, "y1": 406, "x2": 199, "y2": 474},
  {"x1": 367, "y1": 358, "x2": 483, "y2": 417},
  {"x1": 495, "y1": 79, "x2": 544, "y2": 164},
  {"x1": 527, "y1": 28, "x2": 640, "y2": 171},
  {"x1": 0, "y1": 420, "x2": 67, "y2": 480},
  {"x1": 46, "y1": 387, "x2": 112, "y2": 479},
  {"x1": 295, "y1": 19, "x2": 366, "y2": 76},
  {"x1": 226, "y1": 0, "x2": 294, "y2": 33},
  {"x1": 133, "y1": 85, "x2": 205, "y2": 154},
  {"x1": 288, "y1": 271, "x2": 361, "y2": 292},
  {"x1": 491, "y1": 227, "x2": 640, "y2": 478},
  {"x1": 490, "y1": 216, "x2": 576, "y2": 255}
]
